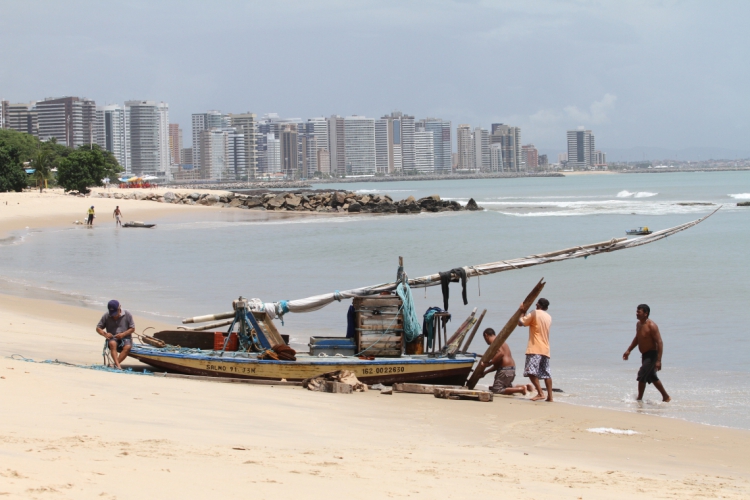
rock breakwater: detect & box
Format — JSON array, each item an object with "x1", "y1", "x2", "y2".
[{"x1": 96, "y1": 190, "x2": 482, "y2": 214}]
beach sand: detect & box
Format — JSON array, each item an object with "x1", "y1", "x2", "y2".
[{"x1": 1, "y1": 192, "x2": 749, "y2": 499}]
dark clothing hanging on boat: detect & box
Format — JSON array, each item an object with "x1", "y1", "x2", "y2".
[
  {"x1": 438, "y1": 267, "x2": 468, "y2": 311},
  {"x1": 346, "y1": 305, "x2": 356, "y2": 338}
]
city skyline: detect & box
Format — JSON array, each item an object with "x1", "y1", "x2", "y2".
[{"x1": 1, "y1": 1, "x2": 748, "y2": 158}]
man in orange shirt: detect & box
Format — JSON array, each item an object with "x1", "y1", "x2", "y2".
[{"x1": 518, "y1": 298, "x2": 553, "y2": 402}]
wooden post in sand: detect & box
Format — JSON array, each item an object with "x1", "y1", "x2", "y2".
[{"x1": 465, "y1": 278, "x2": 546, "y2": 390}]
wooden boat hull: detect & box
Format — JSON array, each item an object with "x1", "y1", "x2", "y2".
[{"x1": 129, "y1": 346, "x2": 475, "y2": 385}]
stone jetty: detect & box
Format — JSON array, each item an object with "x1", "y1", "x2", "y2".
[{"x1": 96, "y1": 190, "x2": 482, "y2": 214}]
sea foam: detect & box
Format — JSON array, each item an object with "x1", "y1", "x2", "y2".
[
  {"x1": 587, "y1": 428, "x2": 638, "y2": 435},
  {"x1": 728, "y1": 193, "x2": 750, "y2": 200},
  {"x1": 617, "y1": 190, "x2": 658, "y2": 198}
]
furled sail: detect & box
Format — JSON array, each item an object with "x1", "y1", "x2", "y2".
[{"x1": 184, "y1": 208, "x2": 719, "y2": 323}]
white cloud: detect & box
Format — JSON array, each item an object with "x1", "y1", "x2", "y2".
[{"x1": 564, "y1": 93, "x2": 618, "y2": 125}]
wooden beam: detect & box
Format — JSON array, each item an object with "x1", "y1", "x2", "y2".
[
  {"x1": 465, "y1": 278, "x2": 546, "y2": 389},
  {"x1": 460, "y1": 309, "x2": 487, "y2": 354},
  {"x1": 392, "y1": 383, "x2": 463, "y2": 394},
  {"x1": 434, "y1": 388, "x2": 493, "y2": 402}
]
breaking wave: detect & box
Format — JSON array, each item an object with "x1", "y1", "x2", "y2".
[
  {"x1": 728, "y1": 193, "x2": 750, "y2": 200},
  {"x1": 617, "y1": 190, "x2": 658, "y2": 198}
]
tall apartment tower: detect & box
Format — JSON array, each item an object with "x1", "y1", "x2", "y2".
[
  {"x1": 418, "y1": 118, "x2": 451, "y2": 173},
  {"x1": 490, "y1": 144, "x2": 504, "y2": 172},
  {"x1": 168, "y1": 124, "x2": 182, "y2": 166},
  {"x1": 414, "y1": 128, "x2": 435, "y2": 173},
  {"x1": 0, "y1": 100, "x2": 6, "y2": 129},
  {"x1": 343, "y1": 116, "x2": 376, "y2": 175},
  {"x1": 521, "y1": 144, "x2": 539, "y2": 170},
  {"x1": 192, "y1": 110, "x2": 226, "y2": 171},
  {"x1": 125, "y1": 100, "x2": 170, "y2": 179},
  {"x1": 456, "y1": 124, "x2": 474, "y2": 170},
  {"x1": 326, "y1": 115, "x2": 346, "y2": 176},
  {"x1": 199, "y1": 127, "x2": 246, "y2": 181},
  {"x1": 381, "y1": 111, "x2": 414, "y2": 173},
  {"x1": 227, "y1": 113, "x2": 258, "y2": 179},
  {"x1": 473, "y1": 127, "x2": 490, "y2": 171},
  {"x1": 95, "y1": 105, "x2": 128, "y2": 170},
  {"x1": 36, "y1": 97, "x2": 96, "y2": 147},
  {"x1": 566, "y1": 129, "x2": 595, "y2": 169},
  {"x1": 265, "y1": 134, "x2": 281, "y2": 174},
  {"x1": 375, "y1": 114, "x2": 404, "y2": 174},
  {"x1": 3, "y1": 102, "x2": 38, "y2": 136},
  {"x1": 279, "y1": 125, "x2": 299, "y2": 177},
  {"x1": 490, "y1": 124, "x2": 521, "y2": 172}
]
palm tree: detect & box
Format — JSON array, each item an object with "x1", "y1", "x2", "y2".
[{"x1": 32, "y1": 149, "x2": 52, "y2": 193}]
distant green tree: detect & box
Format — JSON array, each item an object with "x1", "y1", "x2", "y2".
[
  {"x1": 76, "y1": 144, "x2": 122, "y2": 183},
  {"x1": 0, "y1": 146, "x2": 28, "y2": 192},
  {"x1": 0, "y1": 129, "x2": 40, "y2": 162},
  {"x1": 31, "y1": 149, "x2": 54, "y2": 192},
  {"x1": 56, "y1": 146, "x2": 108, "y2": 194}
]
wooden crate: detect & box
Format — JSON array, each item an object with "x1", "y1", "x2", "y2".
[{"x1": 353, "y1": 296, "x2": 404, "y2": 357}]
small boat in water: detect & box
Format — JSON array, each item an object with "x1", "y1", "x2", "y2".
[
  {"x1": 626, "y1": 226, "x2": 652, "y2": 235},
  {"x1": 123, "y1": 221, "x2": 155, "y2": 228}
]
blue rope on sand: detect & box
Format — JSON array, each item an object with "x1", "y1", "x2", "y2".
[{"x1": 9, "y1": 354, "x2": 153, "y2": 375}]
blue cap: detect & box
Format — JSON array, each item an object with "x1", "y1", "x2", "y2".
[{"x1": 107, "y1": 300, "x2": 120, "y2": 315}]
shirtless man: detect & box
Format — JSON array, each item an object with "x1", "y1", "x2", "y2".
[
  {"x1": 623, "y1": 304, "x2": 671, "y2": 402},
  {"x1": 113, "y1": 206, "x2": 122, "y2": 227},
  {"x1": 476, "y1": 328, "x2": 534, "y2": 395}
]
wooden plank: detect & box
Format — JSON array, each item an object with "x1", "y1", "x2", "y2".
[
  {"x1": 354, "y1": 297, "x2": 402, "y2": 307},
  {"x1": 465, "y1": 279, "x2": 546, "y2": 390},
  {"x1": 461, "y1": 309, "x2": 487, "y2": 354},
  {"x1": 359, "y1": 334, "x2": 402, "y2": 343},
  {"x1": 259, "y1": 314, "x2": 285, "y2": 347},
  {"x1": 356, "y1": 306, "x2": 401, "y2": 314},
  {"x1": 357, "y1": 324, "x2": 404, "y2": 331},
  {"x1": 157, "y1": 372, "x2": 302, "y2": 386},
  {"x1": 153, "y1": 330, "x2": 215, "y2": 350},
  {"x1": 434, "y1": 388, "x2": 494, "y2": 402},
  {"x1": 392, "y1": 383, "x2": 463, "y2": 394}
]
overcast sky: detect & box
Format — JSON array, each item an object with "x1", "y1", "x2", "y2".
[{"x1": 1, "y1": 0, "x2": 748, "y2": 153}]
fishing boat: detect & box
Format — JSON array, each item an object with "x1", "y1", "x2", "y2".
[
  {"x1": 129, "y1": 209, "x2": 718, "y2": 385},
  {"x1": 123, "y1": 221, "x2": 156, "y2": 228},
  {"x1": 626, "y1": 227, "x2": 652, "y2": 235}
]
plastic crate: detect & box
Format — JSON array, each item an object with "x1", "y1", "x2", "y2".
[{"x1": 214, "y1": 332, "x2": 239, "y2": 351}]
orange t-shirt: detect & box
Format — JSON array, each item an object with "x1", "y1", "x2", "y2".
[{"x1": 522, "y1": 309, "x2": 551, "y2": 357}]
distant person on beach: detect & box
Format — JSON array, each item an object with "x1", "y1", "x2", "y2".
[
  {"x1": 95, "y1": 300, "x2": 135, "y2": 370},
  {"x1": 477, "y1": 328, "x2": 534, "y2": 395},
  {"x1": 518, "y1": 298, "x2": 553, "y2": 402},
  {"x1": 623, "y1": 304, "x2": 671, "y2": 402},
  {"x1": 113, "y1": 206, "x2": 122, "y2": 227},
  {"x1": 86, "y1": 206, "x2": 95, "y2": 226}
]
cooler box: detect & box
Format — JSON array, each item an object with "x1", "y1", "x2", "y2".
[
  {"x1": 309, "y1": 337, "x2": 356, "y2": 357},
  {"x1": 214, "y1": 332, "x2": 239, "y2": 351}
]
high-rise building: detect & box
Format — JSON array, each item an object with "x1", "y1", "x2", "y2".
[
  {"x1": 473, "y1": 127, "x2": 490, "y2": 171},
  {"x1": 521, "y1": 144, "x2": 538, "y2": 170},
  {"x1": 198, "y1": 127, "x2": 246, "y2": 181},
  {"x1": 181, "y1": 147, "x2": 193, "y2": 167},
  {"x1": 375, "y1": 114, "x2": 404, "y2": 174},
  {"x1": 265, "y1": 133, "x2": 281, "y2": 174},
  {"x1": 414, "y1": 128, "x2": 435, "y2": 173},
  {"x1": 95, "y1": 105, "x2": 128, "y2": 170},
  {"x1": 327, "y1": 115, "x2": 346, "y2": 176},
  {"x1": 490, "y1": 124, "x2": 521, "y2": 172},
  {"x1": 594, "y1": 150, "x2": 607, "y2": 167},
  {"x1": 375, "y1": 119, "x2": 390, "y2": 174},
  {"x1": 255, "y1": 114, "x2": 301, "y2": 175},
  {"x1": 3, "y1": 101, "x2": 38, "y2": 136},
  {"x1": 344, "y1": 116, "x2": 376, "y2": 175},
  {"x1": 567, "y1": 129, "x2": 595, "y2": 169},
  {"x1": 0, "y1": 100, "x2": 6, "y2": 129},
  {"x1": 125, "y1": 100, "x2": 170, "y2": 179},
  {"x1": 36, "y1": 96, "x2": 97, "y2": 147},
  {"x1": 418, "y1": 118, "x2": 451, "y2": 173},
  {"x1": 192, "y1": 110, "x2": 226, "y2": 171},
  {"x1": 382, "y1": 111, "x2": 414, "y2": 173},
  {"x1": 306, "y1": 117, "x2": 329, "y2": 174},
  {"x1": 279, "y1": 125, "x2": 299, "y2": 177},
  {"x1": 538, "y1": 154, "x2": 549, "y2": 169},
  {"x1": 456, "y1": 124, "x2": 474, "y2": 170},
  {"x1": 227, "y1": 112, "x2": 258, "y2": 179},
  {"x1": 490, "y1": 144, "x2": 504, "y2": 172},
  {"x1": 168, "y1": 124, "x2": 182, "y2": 166},
  {"x1": 317, "y1": 148, "x2": 331, "y2": 175}
]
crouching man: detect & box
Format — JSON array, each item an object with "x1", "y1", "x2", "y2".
[
  {"x1": 477, "y1": 328, "x2": 534, "y2": 395},
  {"x1": 96, "y1": 300, "x2": 135, "y2": 369}
]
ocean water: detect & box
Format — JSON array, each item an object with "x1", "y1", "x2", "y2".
[{"x1": 1, "y1": 171, "x2": 748, "y2": 429}]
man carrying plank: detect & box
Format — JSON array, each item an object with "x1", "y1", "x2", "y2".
[
  {"x1": 477, "y1": 328, "x2": 534, "y2": 395},
  {"x1": 518, "y1": 298, "x2": 553, "y2": 402}
]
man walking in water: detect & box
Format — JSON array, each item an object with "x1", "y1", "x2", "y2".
[
  {"x1": 623, "y1": 304, "x2": 671, "y2": 402},
  {"x1": 86, "y1": 206, "x2": 95, "y2": 226},
  {"x1": 518, "y1": 298, "x2": 553, "y2": 401},
  {"x1": 476, "y1": 328, "x2": 534, "y2": 395},
  {"x1": 113, "y1": 206, "x2": 122, "y2": 227}
]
